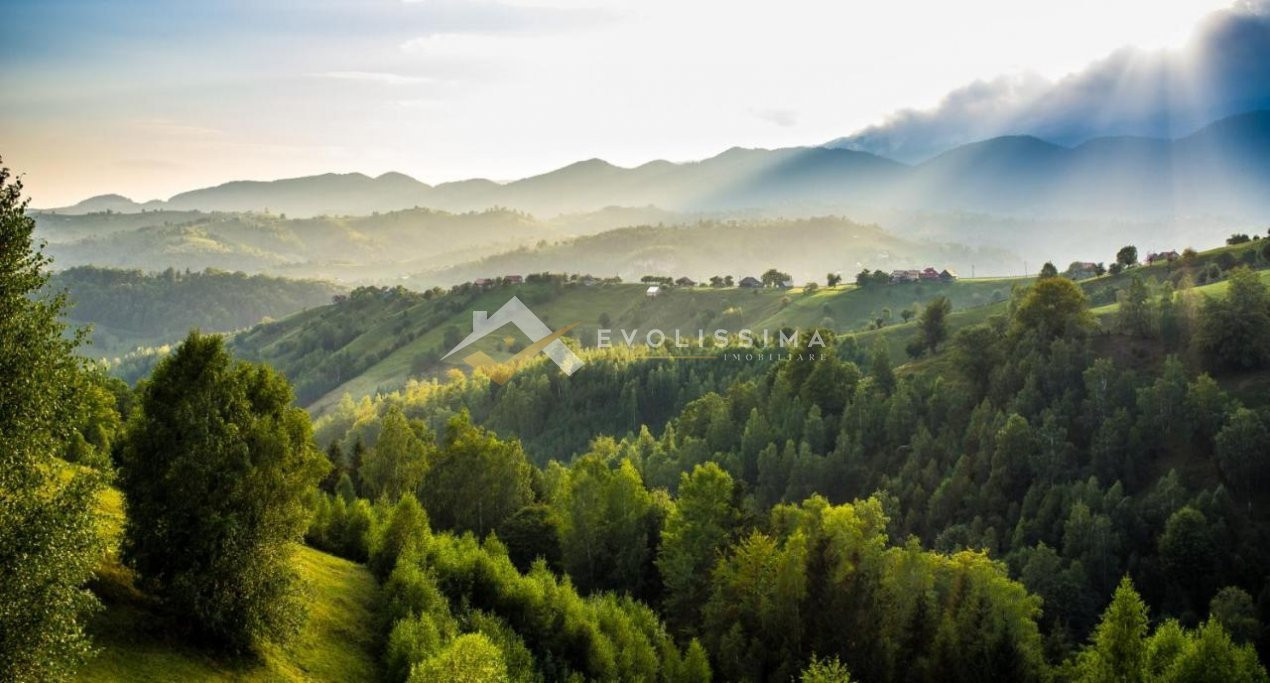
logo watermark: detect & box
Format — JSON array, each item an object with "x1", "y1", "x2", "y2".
[
  {"x1": 442, "y1": 296, "x2": 584, "y2": 384},
  {"x1": 444, "y1": 297, "x2": 829, "y2": 382}
]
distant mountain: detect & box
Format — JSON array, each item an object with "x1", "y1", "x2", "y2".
[
  {"x1": 54, "y1": 193, "x2": 159, "y2": 214},
  {"x1": 42, "y1": 110, "x2": 1270, "y2": 225},
  {"x1": 164, "y1": 172, "x2": 431, "y2": 216}
]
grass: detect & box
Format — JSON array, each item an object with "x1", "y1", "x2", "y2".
[
  {"x1": 1089, "y1": 267, "x2": 1270, "y2": 317},
  {"x1": 77, "y1": 488, "x2": 381, "y2": 682},
  {"x1": 242, "y1": 240, "x2": 1268, "y2": 415},
  {"x1": 280, "y1": 278, "x2": 1023, "y2": 413}
]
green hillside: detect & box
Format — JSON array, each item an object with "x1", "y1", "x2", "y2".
[
  {"x1": 233, "y1": 275, "x2": 1022, "y2": 412},
  {"x1": 77, "y1": 487, "x2": 380, "y2": 682},
  {"x1": 50, "y1": 266, "x2": 343, "y2": 358},
  {"x1": 232, "y1": 239, "x2": 1270, "y2": 416}
]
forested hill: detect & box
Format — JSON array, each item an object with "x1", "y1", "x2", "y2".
[
  {"x1": 33, "y1": 210, "x2": 1022, "y2": 288},
  {"x1": 34, "y1": 207, "x2": 562, "y2": 284},
  {"x1": 295, "y1": 240, "x2": 1270, "y2": 681},
  {"x1": 414, "y1": 217, "x2": 1020, "y2": 286},
  {"x1": 49, "y1": 266, "x2": 343, "y2": 357},
  {"x1": 232, "y1": 274, "x2": 1022, "y2": 412},
  {"x1": 228, "y1": 236, "x2": 1270, "y2": 416}
]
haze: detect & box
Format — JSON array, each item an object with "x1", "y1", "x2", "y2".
[{"x1": 0, "y1": 0, "x2": 1232, "y2": 206}]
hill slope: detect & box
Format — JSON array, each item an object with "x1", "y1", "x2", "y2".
[
  {"x1": 232, "y1": 275, "x2": 1022, "y2": 412},
  {"x1": 80, "y1": 488, "x2": 380, "y2": 682},
  {"x1": 50, "y1": 267, "x2": 343, "y2": 358},
  {"x1": 230, "y1": 238, "x2": 1270, "y2": 414}
]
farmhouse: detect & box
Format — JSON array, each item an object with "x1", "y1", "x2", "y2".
[{"x1": 1066, "y1": 262, "x2": 1101, "y2": 280}]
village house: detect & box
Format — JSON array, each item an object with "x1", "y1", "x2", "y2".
[
  {"x1": 646, "y1": 285, "x2": 661, "y2": 298},
  {"x1": 473, "y1": 278, "x2": 493, "y2": 289},
  {"x1": 891, "y1": 269, "x2": 921, "y2": 283},
  {"x1": 1065, "y1": 262, "x2": 1101, "y2": 280},
  {"x1": 919, "y1": 267, "x2": 940, "y2": 281},
  {"x1": 939, "y1": 268, "x2": 958, "y2": 282},
  {"x1": 1146, "y1": 250, "x2": 1180, "y2": 265},
  {"x1": 503, "y1": 275, "x2": 523, "y2": 284},
  {"x1": 739, "y1": 276, "x2": 763, "y2": 288}
]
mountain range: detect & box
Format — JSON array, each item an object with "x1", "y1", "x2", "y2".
[{"x1": 42, "y1": 110, "x2": 1270, "y2": 222}]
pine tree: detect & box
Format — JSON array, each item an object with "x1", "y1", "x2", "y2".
[{"x1": 1077, "y1": 576, "x2": 1149, "y2": 683}]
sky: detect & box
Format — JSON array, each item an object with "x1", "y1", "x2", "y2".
[{"x1": 0, "y1": 0, "x2": 1242, "y2": 206}]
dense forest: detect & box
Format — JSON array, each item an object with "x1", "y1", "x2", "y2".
[
  {"x1": 7, "y1": 157, "x2": 1270, "y2": 682},
  {"x1": 48, "y1": 266, "x2": 342, "y2": 357}
]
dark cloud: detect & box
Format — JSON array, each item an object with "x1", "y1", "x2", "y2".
[{"x1": 829, "y1": 1, "x2": 1270, "y2": 162}]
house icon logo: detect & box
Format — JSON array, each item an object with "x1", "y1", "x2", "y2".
[{"x1": 442, "y1": 297, "x2": 584, "y2": 384}]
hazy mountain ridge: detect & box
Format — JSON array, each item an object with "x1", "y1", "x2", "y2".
[
  {"x1": 37, "y1": 207, "x2": 569, "y2": 283},
  {"x1": 413, "y1": 217, "x2": 1022, "y2": 287},
  {"x1": 42, "y1": 110, "x2": 1270, "y2": 221}
]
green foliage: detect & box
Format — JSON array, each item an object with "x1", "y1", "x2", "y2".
[
  {"x1": 1012, "y1": 276, "x2": 1094, "y2": 341},
  {"x1": 555, "y1": 454, "x2": 659, "y2": 596},
  {"x1": 1158, "y1": 507, "x2": 1216, "y2": 608},
  {"x1": 362, "y1": 407, "x2": 433, "y2": 501},
  {"x1": 370, "y1": 493, "x2": 431, "y2": 581},
  {"x1": 800, "y1": 656, "x2": 853, "y2": 683},
  {"x1": 1196, "y1": 267, "x2": 1270, "y2": 371},
  {"x1": 703, "y1": 496, "x2": 1047, "y2": 682},
  {"x1": 410, "y1": 632, "x2": 508, "y2": 682},
  {"x1": 1215, "y1": 408, "x2": 1270, "y2": 508},
  {"x1": 118, "y1": 332, "x2": 327, "y2": 651},
  {"x1": 0, "y1": 162, "x2": 105, "y2": 681},
  {"x1": 48, "y1": 265, "x2": 340, "y2": 356},
  {"x1": 1117, "y1": 246, "x2": 1138, "y2": 267},
  {"x1": 1075, "y1": 576, "x2": 1149, "y2": 682},
  {"x1": 762, "y1": 268, "x2": 792, "y2": 287},
  {"x1": 916, "y1": 295, "x2": 951, "y2": 354},
  {"x1": 498, "y1": 504, "x2": 563, "y2": 572},
  {"x1": 1117, "y1": 275, "x2": 1152, "y2": 337},
  {"x1": 657, "y1": 463, "x2": 740, "y2": 633},
  {"x1": 379, "y1": 528, "x2": 705, "y2": 682},
  {"x1": 420, "y1": 411, "x2": 533, "y2": 537},
  {"x1": 1073, "y1": 577, "x2": 1267, "y2": 683},
  {"x1": 1209, "y1": 587, "x2": 1261, "y2": 645}
]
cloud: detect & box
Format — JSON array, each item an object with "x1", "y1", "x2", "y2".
[
  {"x1": 317, "y1": 70, "x2": 435, "y2": 85},
  {"x1": 829, "y1": 0, "x2": 1270, "y2": 161},
  {"x1": 398, "y1": 0, "x2": 614, "y2": 37},
  {"x1": 751, "y1": 108, "x2": 800, "y2": 127}
]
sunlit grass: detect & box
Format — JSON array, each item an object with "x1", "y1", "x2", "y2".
[{"x1": 78, "y1": 487, "x2": 380, "y2": 682}]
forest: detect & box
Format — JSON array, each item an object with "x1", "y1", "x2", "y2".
[
  {"x1": 47, "y1": 266, "x2": 342, "y2": 357},
  {"x1": 6, "y1": 159, "x2": 1270, "y2": 682}
]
